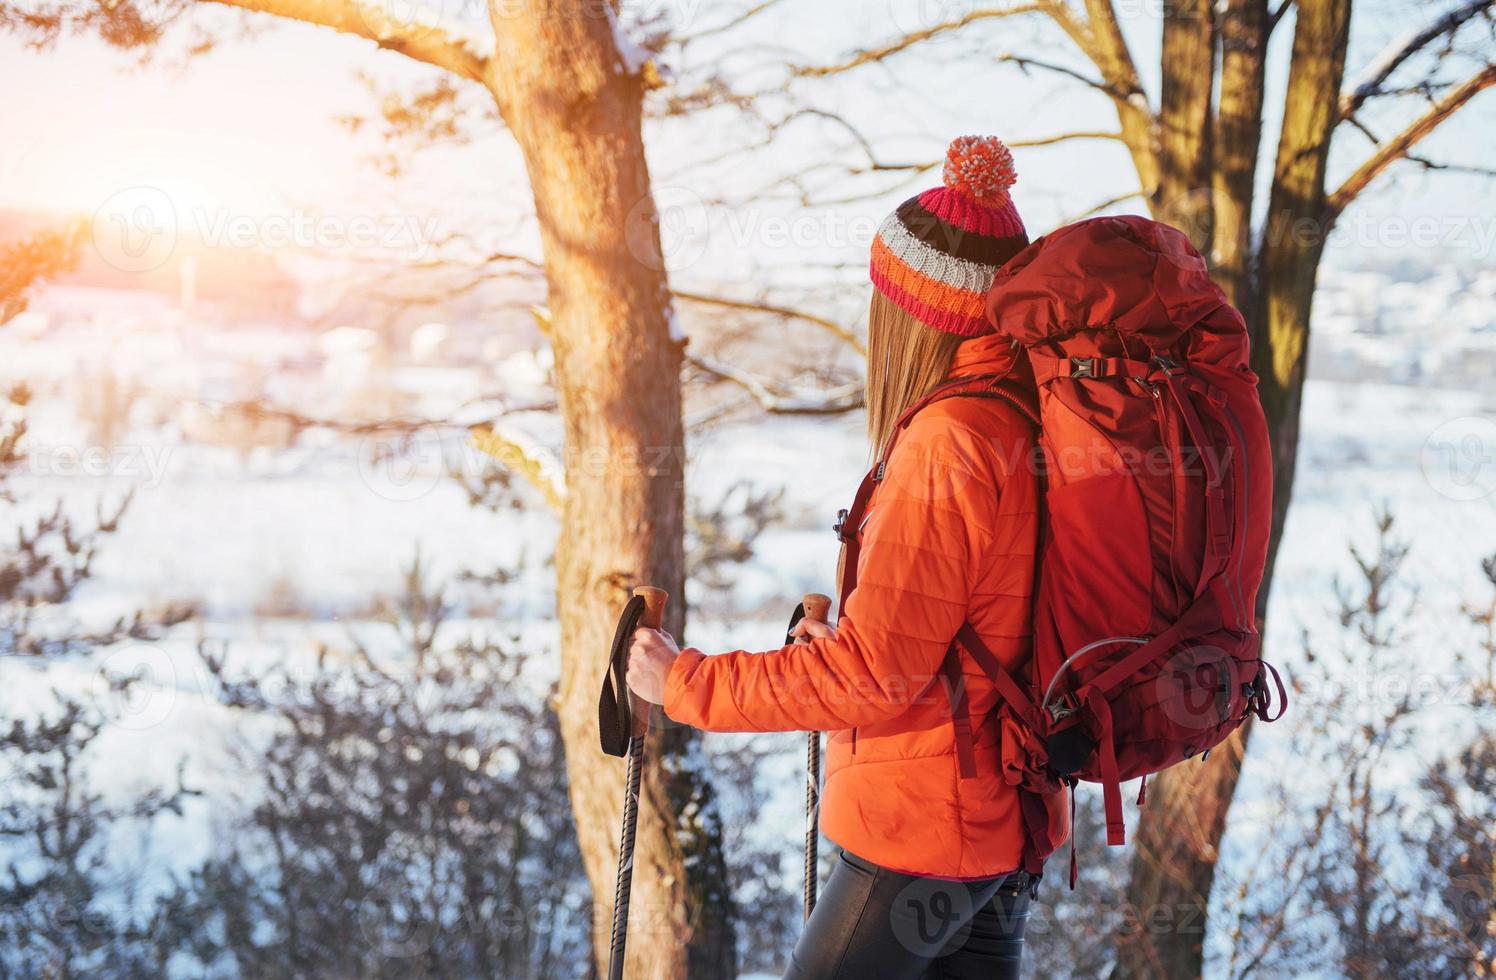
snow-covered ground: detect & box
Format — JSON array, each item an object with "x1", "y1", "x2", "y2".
[{"x1": 8, "y1": 372, "x2": 1495, "y2": 867}]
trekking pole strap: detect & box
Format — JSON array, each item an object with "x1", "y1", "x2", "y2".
[{"x1": 599, "y1": 594, "x2": 647, "y2": 758}]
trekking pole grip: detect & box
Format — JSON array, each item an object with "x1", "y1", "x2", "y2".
[
  {"x1": 630, "y1": 586, "x2": 667, "y2": 737},
  {"x1": 801, "y1": 593, "x2": 831, "y2": 628}
]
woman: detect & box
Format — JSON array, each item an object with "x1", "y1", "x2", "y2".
[{"x1": 627, "y1": 136, "x2": 1060, "y2": 979}]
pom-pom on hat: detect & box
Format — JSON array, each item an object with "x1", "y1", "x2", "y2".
[{"x1": 870, "y1": 135, "x2": 1028, "y2": 337}]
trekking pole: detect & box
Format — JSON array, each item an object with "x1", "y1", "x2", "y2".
[
  {"x1": 787, "y1": 592, "x2": 832, "y2": 921},
  {"x1": 597, "y1": 585, "x2": 667, "y2": 980}
]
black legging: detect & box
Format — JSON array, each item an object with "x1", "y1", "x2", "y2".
[{"x1": 784, "y1": 850, "x2": 1036, "y2": 979}]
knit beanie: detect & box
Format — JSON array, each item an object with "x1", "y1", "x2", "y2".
[{"x1": 869, "y1": 135, "x2": 1029, "y2": 337}]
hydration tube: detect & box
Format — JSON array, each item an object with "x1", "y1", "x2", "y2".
[{"x1": 1040, "y1": 635, "x2": 1150, "y2": 714}]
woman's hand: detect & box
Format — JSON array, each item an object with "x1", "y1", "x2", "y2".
[
  {"x1": 790, "y1": 617, "x2": 837, "y2": 642},
  {"x1": 627, "y1": 627, "x2": 681, "y2": 704}
]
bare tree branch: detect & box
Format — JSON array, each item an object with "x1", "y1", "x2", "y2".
[
  {"x1": 1338, "y1": 0, "x2": 1494, "y2": 119},
  {"x1": 1066, "y1": 0, "x2": 1160, "y2": 193},
  {"x1": 792, "y1": 4, "x2": 1049, "y2": 77},
  {"x1": 763, "y1": 128, "x2": 1126, "y2": 208},
  {"x1": 1011, "y1": 129, "x2": 1125, "y2": 147},
  {"x1": 687, "y1": 354, "x2": 863, "y2": 415},
  {"x1": 1269, "y1": 0, "x2": 1296, "y2": 33},
  {"x1": 204, "y1": 0, "x2": 490, "y2": 82},
  {"x1": 1326, "y1": 62, "x2": 1496, "y2": 220},
  {"x1": 831, "y1": 128, "x2": 1124, "y2": 178},
  {"x1": 673, "y1": 290, "x2": 864, "y2": 354},
  {"x1": 998, "y1": 52, "x2": 1124, "y2": 99},
  {"x1": 1403, "y1": 153, "x2": 1496, "y2": 177},
  {"x1": 677, "y1": 0, "x2": 787, "y2": 44}
]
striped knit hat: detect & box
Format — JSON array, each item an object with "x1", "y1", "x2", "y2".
[{"x1": 869, "y1": 135, "x2": 1029, "y2": 337}]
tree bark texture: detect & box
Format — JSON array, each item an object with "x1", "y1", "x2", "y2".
[
  {"x1": 1154, "y1": 0, "x2": 1217, "y2": 247},
  {"x1": 485, "y1": 3, "x2": 734, "y2": 977},
  {"x1": 1209, "y1": 0, "x2": 1268, "y2": 310}
]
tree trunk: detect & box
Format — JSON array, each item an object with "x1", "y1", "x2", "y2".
[
  {"x1": 1121, "y1": 3, "x2": 1345, "y2": 977},
  {"x1": 1154, "y1": 0, "x2": 1216, "y2": 247},
  {"x1": 1113, "y1": 726, "x2": 1251, "y2": 980},
  {"x1": 1209, "y1": 0, "x2": 1268, "y2": 310},
  {"x1": 1254, "y1": 0, "x2": 1352, "y2": 576},
  {"x1": 484, "y1": 4, "x2": 735, "y2": 977},
  {"x1": 1114, "y1": 2, "x2": 1350, "y2": 977}
]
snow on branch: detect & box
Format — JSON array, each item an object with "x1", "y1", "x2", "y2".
[
  {"x1": 605, "y1": 1, "x2": 671, "y2": 87},
  {"x1": 469, "y1": 423, "x2": 566, "y2": 511}
]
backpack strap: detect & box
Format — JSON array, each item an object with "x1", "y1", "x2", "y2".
[
  {"x1": 834, "y1": 373, "x2": 1035, "y2": 614},
  {"x1": 1031, "y1": 354, "x2": 1156, "y2": 385},
  {"x1": 937, "y1": 625, "x2": 1046, "y2": 796},
  {"x1": 940, "y1": 642, "x2": 977, "y2": 779},
  {"x1": 939, "y1": 628, "x2": 1062, "y2": 877},
  {"x1": 956, "y1": 623, "x2": 1043, "y2": 732}
]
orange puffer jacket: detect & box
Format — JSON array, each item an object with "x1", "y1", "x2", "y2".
[{"x1": 665, "y1": 334, "x2": 1065, "y2": 879}]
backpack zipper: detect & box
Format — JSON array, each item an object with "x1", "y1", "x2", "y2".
[
  {"x1": 1214, "y1": 401, "x2": 1253, "y2": 632},
  {"x1": 1149, "y1": 382, "x2": 1186, "y2": 608}
]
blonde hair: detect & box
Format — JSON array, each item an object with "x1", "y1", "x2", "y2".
[{"x1": 864, "y1": 291, "x2": 963, "y2": 459}]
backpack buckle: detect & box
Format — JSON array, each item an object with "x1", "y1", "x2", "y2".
[
  {"x1": 1070, "y1": 357, "x2": 1097, "y2": 379},
  {"x1": 1046, "y1": 693, "x2": 1078, "y2": 723}
]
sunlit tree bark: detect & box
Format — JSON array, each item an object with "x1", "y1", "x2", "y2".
[{"x1": 0, "y1": 0, "x2": 736, "y2": 973}]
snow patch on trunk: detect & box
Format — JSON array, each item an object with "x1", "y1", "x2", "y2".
[{"x1": 606, "y1": 4, "x2": 654, "y2": 75}]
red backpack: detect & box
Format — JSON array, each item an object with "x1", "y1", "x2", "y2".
[
  {"x1": 974, "y1": 215, "x2": 1286, "y2": 876},
  {"x1": 835, "y1": 215, "x2": 1287, "y2": 882}
]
